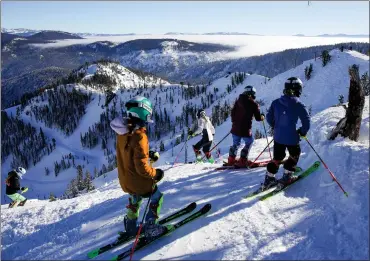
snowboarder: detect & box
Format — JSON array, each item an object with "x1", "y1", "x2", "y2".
[
  {"x1": 5, "y1": 167, "x2": 28, "y2": 208},
  {"x1": 227, "y1": 86, "x2": 265, "y2": 167},
  {"x1": 110, "y1": 96, "x2": 166, "y2": 240},
  {"x1": 261, "y1": 77, "x2": 310, "y2": 190},
  {"x1": 188, "y1": 109, "x2": 216, "y2": 163}
]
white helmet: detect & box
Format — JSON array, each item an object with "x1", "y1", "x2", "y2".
[{"x1": 15, "y1": 167, "x2": 26, "y2": 179}]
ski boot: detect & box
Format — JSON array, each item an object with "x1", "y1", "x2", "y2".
[
  {"x1": 260, "y1": 172, "x2": 278, "y2": 192},
  {"x1": 8, "y1": 201, "x2": 20, "y2": 208},
  {"x1": 192, "y1": 146, "x2": 202, "y2": 162},
  {"x1": 278, "y1": 169, "x2": 298, "y2": 187},
  {"x1": 205, "y1": 152, "x2": 215, "y2": 163},
  {"x1": 18, "y1": 199, "x2": 27, "y2": 207},
  {"x1": 123, "y1": 197, "x2": 142, "y2": 236},
  {"x1": 234, "y1": 157, "x2": 249, "y2": 168},
  {"x1": 144, "y1": 195, "x2": 166, "y2": 240}
]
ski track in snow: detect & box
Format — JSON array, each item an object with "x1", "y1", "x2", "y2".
[{"x1": 1, "y1": 50, "x2": 369, "y2": 260}]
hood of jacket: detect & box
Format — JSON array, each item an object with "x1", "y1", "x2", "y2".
[
  {"x1": 278, "y1": 95, "x2": 300, "y2": 108},
  {"x1": 110, "y1": 117, "x2": 130, "y2": 135}
]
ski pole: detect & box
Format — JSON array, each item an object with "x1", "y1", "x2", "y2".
[
  {"x1": 200, "y1": 132, "x2": 231, "y2": 161},
  {"x1": 172, "y1": 136, "x2": 189, "y2": 167},
  {"x1": 303, "y1": 136, "x2": 349, "y2": 197},
  {"x1": 129, "y1": 180, "x2": 155, "y2": 261},
  {"x1": 251, "y1": 138, "x2": 274, "y2": 164},
  {"x1": 262, "y1": 120, "x2": 272, "y2": 160}
]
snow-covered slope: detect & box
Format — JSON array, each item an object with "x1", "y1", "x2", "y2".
[
  {"x1": 1, "y1": 95, "x2": 368, "y2": 260},
  {"x1": 2, "y1": 50, "x2": 368, "y2": 205}
]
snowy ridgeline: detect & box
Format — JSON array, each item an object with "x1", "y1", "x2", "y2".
[
  {"x1": 1, "y1": 49, "x2": 369, "y2": 204},
  {"x1": 1, "y1": 93, "x2": 369, "y2": 260}
]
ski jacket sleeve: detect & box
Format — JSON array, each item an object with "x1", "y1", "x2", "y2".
[
  {"x1": 253, "y1": 102, "x2": 263, "y2": 122},
  {"x1": 231, "y1": 102, "x2": 237, "y2": 123},
  {"x1": 266, "y1": 101, "x2": 275, "y2": 127},
  {"x1": 133, "y1": 132, "x2": 157, "y2": 180},
  {"x1": 297, "y1": 102, "x2": 310, "y2": 136},
  {"x1": 193, "y1": 118, "x2": 206, "y2": 136},
  {"x1": 7, "y1": 174, "x2": 20, "y2": 191}
]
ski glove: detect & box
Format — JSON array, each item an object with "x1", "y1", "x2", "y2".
[
  {"x1": 260, "y1": 113, "x2": 265, "y2": 121},
  {"x1": 154, "y1": 169, "x2": 164, "y2": 182},
  {"x1": 149, "y1": 150, "x2": 160, "y2": 163},
  {"x1": 20, "y1": 187, "x2": 28, "y2": 193},
  {"x1": 188, "y1": 130, "x2": 194, "y2": 136},
  {"x1": 297, "y1": 128, "x2": 306, "y2": 138}
]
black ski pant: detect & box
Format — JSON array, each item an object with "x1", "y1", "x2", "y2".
[
  {"x1": 193, "y1": 134, "x2": 212, "y2": 154},
  {"x1": 268, "y1": 141, "x2": 301, "y2": 173}
]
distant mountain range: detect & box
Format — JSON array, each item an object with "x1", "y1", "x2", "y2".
[{"x1": 3, "y1": 28, "x2": 368, "y2": 37}]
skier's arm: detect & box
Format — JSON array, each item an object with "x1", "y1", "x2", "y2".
[
  {"x1": 134, "y1": 134, "x2": 157, "y2": 179},
  {"x1": 297, "y1": 103, "x2": 310, "y2": 136},
  {"x1": 13, "y1": 177, "x2": 21, "y2": 191},
  {"x1": 193, "y1": 118, "x2": 205, "y2": 136},
  {"x1": 266, "y1": 102, "x2": 275, "y2": 127},
  {"x1": 253, "y1": 103, "x2": 263, "y2": 121}
]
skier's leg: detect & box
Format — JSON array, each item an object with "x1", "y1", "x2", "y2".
[
  {"x1": 144, "y1": 186, "x2": 166, "y2": 238},
  {"x1": 124, "y1": 194, "x2": 142, "y2": 235},
  {"x1": 193, "y1": 139, "x2": 204, "y2": 159},
  {"x1": 262, "y1": 142, "x2": 286, "y2": 189},
  {"x1": 7, "y1": 193, "x2": 26, "y2": 207},
  {"x1": 203, "y1": 141, "x2": 214, "y2": 163},
  {"x1": 228, "y1": 134, "x2": 241, "y2": 165},
  {"x1": 280, "y1": 144, "x2": 301, "y2": 184},
  {"x1": 236, "y1": 136, "x2": 254, "y2": 167}
]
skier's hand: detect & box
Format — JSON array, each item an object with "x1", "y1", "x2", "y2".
[
  {"x1": 260, "y1": 113, "x2": 265, "y2": 121},
  {"x1": 188, "y1": 130, "x2": 193, "y2": 136},
  {"x1": 149, "y1": 150, "x2": 160, "y2": 163},
  {"x1": 297, "y1": 128, "x2": 306, "y2": 138},
  {"x1": 154, "y1": 169, "x2": 164, "y2": 182},
  {"x1": 20, "y1": 187, "x2": 28, "y2": 193}
]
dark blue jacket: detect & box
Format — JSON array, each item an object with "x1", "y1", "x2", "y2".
[{"x1": 267, "y1": 95, "x2": 310, "y2": 145}]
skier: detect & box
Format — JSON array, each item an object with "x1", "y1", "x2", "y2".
[
  {"x1": 227, "y1": 85, "x2": 265, "y2": 167},
  {"x1": 110, "y1": 96, "x2": 166, "y2": 240},
  {"x1": 188, "y1": 109, "x2": 216, "y2": 163},
  {"x1": 5, "y1": 167, "x2": 28, "y2": 208},
  {"x1": 261, "y1": 77, "x2": 310, "y2": 190}
]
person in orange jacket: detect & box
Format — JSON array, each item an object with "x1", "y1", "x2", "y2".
[{"x1": 110, "y1": 96, "x2": 165, "y2": 239}]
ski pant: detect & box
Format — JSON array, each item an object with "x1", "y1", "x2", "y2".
[
  {"x1": 7, "y1": 193, "x2": 26, "y2": 203},
  {"x1": 267, "y1": 141, "x2": 301, "y2": 173},
  {"x1": 229, "y1": 134, "x2": 254, "y2": 158},
  {"x1": 127, "y1": 185, "x2": 163, "y2": 222},
  {"x1": 193, "y1": 133, "x2": 212, "y2": 154}
]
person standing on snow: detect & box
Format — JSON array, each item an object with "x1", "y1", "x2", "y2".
[
  {"x1": 5, "y1": 167, "x2": 28, "y2": 208},
  {"x1": 110, "y1": 96, "x2": 165, "y2": 240},
  {"x1": 261, "y1": 77, "x2": 310, "y2": 190},
  {"x1": 227, "y1": 86, "x2": 265, "y2": 167},
  {"x1": 188, "y1": 109, "x2": 216, "y2": 163}
]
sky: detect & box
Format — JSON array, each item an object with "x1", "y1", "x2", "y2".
[{"x1": 1, "y1": 1, "x2": 369, "y2": 36}]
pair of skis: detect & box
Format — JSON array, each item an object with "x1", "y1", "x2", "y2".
[
  {"x1": 87, "y1": 202, "x2": 211, "y2": 260},
  {"x1": 243, "y1": 161, "x2": 321, "y2": 200}
]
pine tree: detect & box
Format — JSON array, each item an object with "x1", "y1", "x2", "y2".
[
  {"x1": 84, "y1": 170, "x2": 95, "y2": 192},
  {"x1": 49, "y1": 193, "x2": 57, "y2": 202},
  {"x1": 160, "y1": 141, "x2": 165, "y2": 151},
  {"x1": 76, "y1": 165, "x2": 85, "y2": 191}
]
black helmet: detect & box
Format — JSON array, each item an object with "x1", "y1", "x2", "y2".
[
  {"x1": 284, "y1": 77, "x2": 303, "y2": 97},
  {"x1": 243, "y1": 85, "x2": 256, "y2": 99},
  {"x1": 197, "y1": 109, "x2": 206, "y2": 118}
]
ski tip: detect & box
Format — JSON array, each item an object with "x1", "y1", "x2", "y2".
[
  {"x1": 313, "y1": 161, "x2": 321, "y2": 168},
  {"x1": 201, "y1": 203, "x2": 212, "y2": 213},
  {"x1": 110, "y1": 256, "x2": 118, "y2": 261},
  {"x1": 188, "y1": 202, "x2": 197, "y2": 210},
  {"x1": 87, "y1": 249, "x2": 99, "y2": 259}
]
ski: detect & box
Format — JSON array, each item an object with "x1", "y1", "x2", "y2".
[
  {"x1": 242, "y1": 167, "x2": 303, "y2": 199},
  {"x1": 215, "y1": 160, "x2": 271, "y2": 170},
  {"x1": 259, "y1": 161, "x2": 321, "y2": 201},
  {"x1": 110, "y1": 203, "x2": 212, "y2": 261},
  {"x1": 87, "y1": 202, "x2": 197, "y2": 259}
]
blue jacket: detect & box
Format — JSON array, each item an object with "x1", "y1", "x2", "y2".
[{"x1": 266, "y1": 95, "x2": 310, "y2": 145}]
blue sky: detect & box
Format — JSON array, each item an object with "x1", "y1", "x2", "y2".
[{"x1": 1, "y1": 1, "x2": 369, "y2": 35}]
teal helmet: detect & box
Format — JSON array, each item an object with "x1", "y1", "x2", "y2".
[{"x1": 126, "y1": 96, "x2": 153, "y2": 123}]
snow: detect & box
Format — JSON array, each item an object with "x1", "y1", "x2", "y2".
[{"x1": 1, "y1": 50, "x2": 369, "y2": 260}]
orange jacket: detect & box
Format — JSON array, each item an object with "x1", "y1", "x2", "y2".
[{"x1": 111, "y1": 118, "x2": 156, "y2": 196}]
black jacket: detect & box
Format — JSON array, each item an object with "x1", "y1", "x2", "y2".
[{"x1": 5, "y1": 171, "x2": 21, "y2": 195}]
